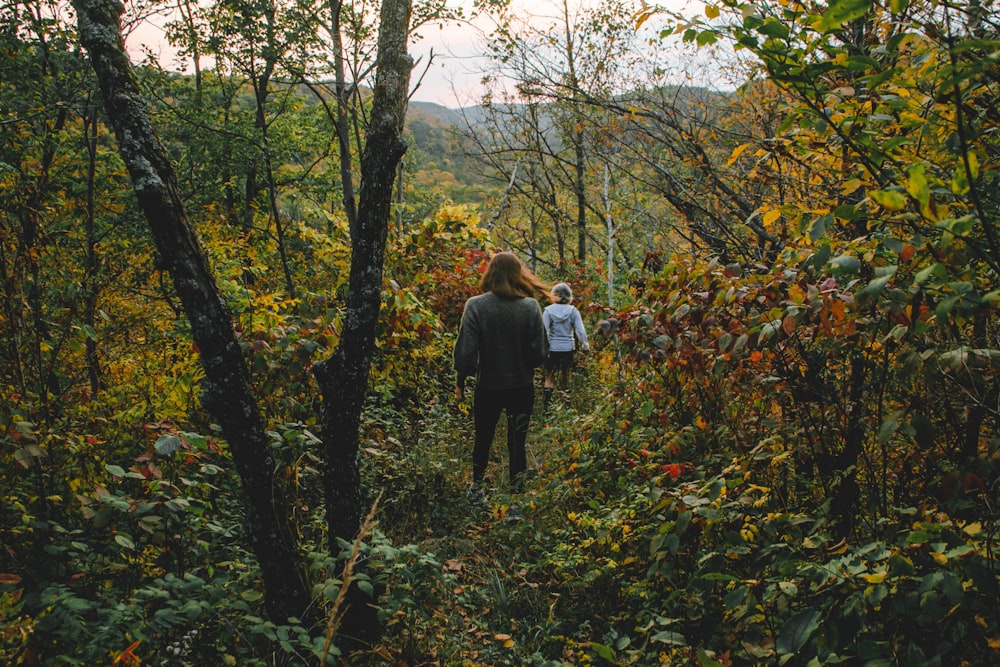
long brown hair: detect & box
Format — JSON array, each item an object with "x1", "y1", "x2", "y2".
[{"x1": 480, "y1": 252, "x2": 550, "y2": 300}]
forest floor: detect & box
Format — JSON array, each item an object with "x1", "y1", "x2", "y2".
[{"x1": 389, "y1": 377, "x2": 603, "y2": 665}]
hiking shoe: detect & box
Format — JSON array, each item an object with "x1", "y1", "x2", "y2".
[
  {"x1": 467, "y1": 482, "x2": 486, "y2": 505},
  {"x1": 505, "y1": 504, "x2": 522, "y2": 523}
]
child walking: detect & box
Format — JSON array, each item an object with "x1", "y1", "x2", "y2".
[{"x1": 543, "y1": 282, "x2": 589, "y2": 409}]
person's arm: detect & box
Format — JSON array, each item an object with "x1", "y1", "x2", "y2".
[
  {"x1": 454, "y1": 301, "x2": 480, "y2": 399},
  {"x1": 574, "y1": 307, "x2": 590, "y2": 351},
  {"x1": 527, "y1": 299, "x2": 548, "y2": 368}
]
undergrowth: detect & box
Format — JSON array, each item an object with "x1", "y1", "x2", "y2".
[{"x1": 359, "y1": 340, "x2": 998, "y2": 667}]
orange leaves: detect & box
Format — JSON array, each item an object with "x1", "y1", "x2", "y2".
[
  {"x1": 762, "y1": 208, "x2": 783, "y2": 229},
  {"x1": 726, "y1": 142, "x2": 752, "y2": 167},
  {"x1": 633, "y1": 4, "x2": 658, "y2": 31},
  {"x1": 661, "y1": 462, "x2": 692, "y2": 480},
  {"x1": 112, "y1": 640, "x2": 142, "y2": 665},
  {"x1": 819, "y1": 294, "x2": 853, "y2": 336},
  {"x1": 0, "y1": 573, "x2": 22, "y2": 586},
  {"x1": 900, "y1": 243, "x2": 916, "y2": 264},
  {"x1": 781, "y1": 314, "x2": 797, "y2": 336}
]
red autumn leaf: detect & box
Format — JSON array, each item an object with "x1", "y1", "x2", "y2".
[{"x1": 662, "y1": 463, "x2": 684, "y2": 480}]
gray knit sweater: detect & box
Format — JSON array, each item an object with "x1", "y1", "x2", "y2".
[{"x1": 454, "y1": 292, "x2": 548, "y2": 390}]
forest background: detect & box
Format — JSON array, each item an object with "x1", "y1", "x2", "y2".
[{"x1": 1, "y1": 0, "x2": 998, "y2": 665}]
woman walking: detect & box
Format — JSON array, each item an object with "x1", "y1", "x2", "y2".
[{"x1": 454, "y1": 252, "x2": 549, "y2": 501}]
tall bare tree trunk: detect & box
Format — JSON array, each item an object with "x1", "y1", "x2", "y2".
[
  {"x1": 82, "y1": 101, "x2": 103, "y2": 396},
  {"x1": 312, "y1": 0, "x2": 413, "y2": 648},
  {"x1": 73, "y1": 0, "x2": 312, "y2": 623},
  {"x1": 315, "y1": 0, "x2": 412, "y2": 552},
  {"x1": 328, "y1": 0, "x2": 359, "y2": 236}
]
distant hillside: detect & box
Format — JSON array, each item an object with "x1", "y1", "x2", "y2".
[
  {"x1": 403, "y1": 87, "x2": 722, "y2": 207},
  {"x1": 408, "y1": 101, "x2": 465, "y2": 125},
  {"x1": 404, "y1": 101, "x2": 498, "y2": 204},
  {"x1": 408, "y1": 101, "x2": 491, "y2": 127}
]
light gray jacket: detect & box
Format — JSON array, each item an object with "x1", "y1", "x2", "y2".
[{"x1": 543, "y1": 303, "x2": 589, "y2": 353}]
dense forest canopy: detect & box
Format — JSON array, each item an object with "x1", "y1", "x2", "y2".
[{"x1": 1, "y1": 0, "x2": 998, "y2": 665}]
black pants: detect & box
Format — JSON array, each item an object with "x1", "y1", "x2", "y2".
[{"x1": 472, "y1": 384, "x2": 534, "y2": 488}]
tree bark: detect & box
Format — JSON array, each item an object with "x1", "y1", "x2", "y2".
[
  {"x1": 314, "y1": 0, "x2": 412, "y2": 548},
  {"x1": 73, "y1": 0, "x2": 312, "y2": 623},
  {"x1": 328, "y1": 0, "x2": 360, "y2": 236},
  {"x1": 312, "y1": 0, "x2": 412, "y2": 647}
]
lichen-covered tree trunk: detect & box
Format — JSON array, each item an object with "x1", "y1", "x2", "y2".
[
  {"x1": 311, "y1": 0, "x2": 412, "y2": 648},
  {"x1": 314, "y1": 0, "x2": 413, "y2": 549},
  {"x1": 73, "y1": 0, "x2": 312, "y2": 623}
]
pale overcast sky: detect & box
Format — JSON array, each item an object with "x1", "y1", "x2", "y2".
[
  {"x1": 125, "y1": 0, "x2": 701, "y2": 109},
  {"x1": 402, "y1": 0, "x2": 702, "y2": 106}
]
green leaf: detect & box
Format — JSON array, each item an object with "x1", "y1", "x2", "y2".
[
  {"x1": 14, "y1": 444, "x2": 45, "y2": 467},
  {"x1": 878, "y1": 416, "x2": 899, "y2": 442},
  {"x1": 812, "y1": 243, "x2": 832, "y2": 269},
  {"x1": 696, "y1": 30, "x2": 718, "y2": 46},
  {"x1": 808, "y1": 213, "x2": 833, "y2": 242},
  {"x1": 759, "y1": 319, "x2": 783, "y2": 342},
  {"x1": 817, "y1": 0, "x2": 872, "y2": 32},
  {"x1": 914, "y1": 262, "x2": 945, "y2": 286},
  {"x1": 905, "y1": 164, "x2": 931, "y2": 212},
  {"x1": 697, "y1": 649, "x2": 725, "y2": 666},
  {"x1": 869, "y1": 188, "x2": 907, "y2": 211},
  {"x1": 758, "y1": 19, "x2": 790, "y2": 39},
  {"x1": 776, "y1": 609, "x2": 821, "y2": 655},
  {"x1": 183, "y1": 431, "x2": 208, "y2": 448},
  {"x1": 105, "y1": 464, "x2": 127, "y2": 478},
  {"x1": 935, "y1": 295, "x2": 959, "y2": 318},
  {"x1": 155, "y1": 434, "x2": 183, "y2": 456},
  {"x1": 844, "y1": 54, "x2": 880, "y2": 71},
  {"x1": 829, "y1": 253, "x2": 861, "y2": 274},
  {"x1": 591, "y1": 642, "x2": 616, "y2": 661},
  {"x1": 859, "y1": 273, "x2": 893, "y2": 300},
  {"x1": 834, "y1": 204, "x2": 861, "y2": 221},
  {"x1": 114, "y1": 533, "x2": 135, "y2": 550},
  {"x1": 651, "y1": 629, "x2": 687, "y2": 645},
  {"x1": 939, "y1": 215, "x2": 976, "y2": 236},
  {"x1": 951, "y1": 163, "x2": 971, "y2": 195}
]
